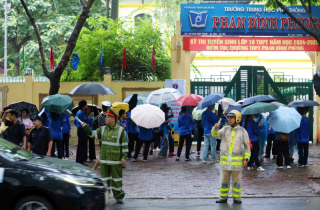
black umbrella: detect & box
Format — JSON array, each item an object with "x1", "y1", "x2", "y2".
[
  {"x1": 69, "y1": 82, "x2": 115, "y2": 95},
  {"x1": 9, "y1": 101, "x2": 38, "y2": 118},
  {"x1": 287, "y1": 99, "x2": 320, "y2": 107},
  {"x1": 124, "y1": 94, "x2": 138, "y2": 111},
  {"x1": 71, "y1": 104, "x2": 101, "y2": 117}
]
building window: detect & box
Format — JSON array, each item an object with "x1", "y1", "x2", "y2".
[{"x1": 134, "y1": 13, "x2": 152, "y2": 27}]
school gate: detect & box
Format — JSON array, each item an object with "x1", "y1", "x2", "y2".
[{"x1": 191, "y1": 65, "x2": 314, "y2": 142}]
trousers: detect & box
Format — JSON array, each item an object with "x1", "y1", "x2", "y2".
[
  {"x1": 203, "y1": 133, "x2": 216, "y2": 161},
  {"x1": 76, "y1": 128, "x2": 88, "y2": 163},
  {"x1": 265, "y1": 134, "x2": 277, "y2": 157},
  {"x1": 169, "y1": 133, "x2": 175, "y2": 153},
  {"x1": 62, "y1": 133, "x2": 70, "y2": 158},
  {"x1": 248, "y1": 141, "x2": 261, "y2": 168},
  {"x1": 196, "y1": 125, "x2": 204, "y2": 152},
  {"x1": 88, "y1": 137, "x2": 96, "y2": 160},
  {"x1": 100, "y1": 164, "x2": 125, "y2": 199},
  {"x1": 133, "y1": 139, "x2": 151, "y2": 160},
  {"x1": 51, "y1": 139, "x2": 63, "y2": 159},
  {"x1": 177, "y1": 134, "x2": 192, "y2": 159},
  {"x1": 128, "y1": 133, "x2": 138, "y2": 158},
  {"x1": 297, "y1": 142, "x2": 309, "y2": 165},
  {"x1": 276, "y1": 140, "x2": 290, "y2": 166},
  {"x1": 220, "y1": 170, "x2": 242, "y2": 199}
]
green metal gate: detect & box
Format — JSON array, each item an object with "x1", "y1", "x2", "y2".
[{"x1": 191, "y1": 66, "x2": 314, "y2": 142}]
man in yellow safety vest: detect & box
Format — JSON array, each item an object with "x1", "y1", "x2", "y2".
[{"x1": 212, "y1": 110, "x2": 251, "y2": 204}]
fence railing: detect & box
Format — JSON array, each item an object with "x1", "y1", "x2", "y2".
[
  {"x1": 34, "y1": 77, "x2": 50, "y2": 82},
  {"x1": 0, "y1": 77, "x2": 25, "y2": 83}
]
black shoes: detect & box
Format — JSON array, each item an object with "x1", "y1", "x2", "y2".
[{"x1": 216, "y1": 199, "x2": 228, "y2": 203}]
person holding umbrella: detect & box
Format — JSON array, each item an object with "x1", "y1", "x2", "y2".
[
  {"x1": 212, "y1": 110, "x2": 251, "y2": 204},
  {"x1": 85, "y1": 106, "x2": 95, "y2": 161},
  {"x1": 243, "y1": 115, "x2": 265, "y2": 172},
  {"x1": 133, "y1": 126, "x2": 153, "y2": 162},
  {"x1": 296, "y1": 107, "x2": 310, "y2": 167},
  {"x1": 265, "y1": 116, "x2": 277, "y2": 159},
  {"x1": 74, "y1": 100, "x2": 90, "y2": 166},
  {"x1": 62, "y1": 113, "x2": 71, "y2": 160},
  {"x1": 85, "y1": 109, "x2": 128, "y2": 204},
  {"x1": 19, "y1": 108, "x2": 33, "y2": 137},
  {"x1": 176, "y1": 106, "x2": 194, "y2": 161},
  {"x1": 158, "y1": 104, "x2": 173, "y2": 158}
]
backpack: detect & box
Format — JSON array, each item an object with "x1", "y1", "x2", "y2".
[{"x1": 279, "y1": 133, "x2": 289, "y2": 141}]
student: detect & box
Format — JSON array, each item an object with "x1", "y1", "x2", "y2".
[
  {"x1": 133, "y1": 126, "x2": 153, "y2": 162},
  {"x1": 296, "y1": 108, "x2": 310, "y2": 167},
  {"x1": 45, "y1": 109, "x2": 63, "y2": 159},
  {"x1": 62, "y1": 113, "x2": 71, "y2": 159},
  {"x1": 28, "y1": 116, "x2": 53, "y2": 156},
  {"x1": 176, "y1": 106, "x2": 194, "y2": 161}
]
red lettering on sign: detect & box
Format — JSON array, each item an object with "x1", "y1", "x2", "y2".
[
  {"x1": 269, "y1": 17, "x2": 278, "y2": 29},
  {"x1": 248, "y1": 17, "x2": 256, "y2": 29},
  {"x1": 304, "y1": 18, "x2": 311, "y2": 29},
  {"x1": 315, "y1": 18, "x2": 320, "y2": 29},
  {"x1": 296, "y1": 18, "x2": 302, "y2": 30},
  {"x1": 213, "y1": 16, "x2": 220, "y2": 28},
  {"x1": 237, "y1": 17, "x2": 245, "y2": 28},
  {"x1": 288, "y1": 18, "x2": 296, "y2": 29},
  {"x1": 229, "y1": 17, "x2": 237, "y2": 29},
  {"x1": 280, "y1": 17, "x2": 288, "y2": 29},
  {"x1": 220, "y1": 17, "x2": 229, "y2": 28}
]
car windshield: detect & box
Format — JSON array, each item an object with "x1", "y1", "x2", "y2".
[{"x1": 0, "y1": 138, "x2": 36, "y2": 161}]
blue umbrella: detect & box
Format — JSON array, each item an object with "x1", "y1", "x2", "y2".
[
  {"x1": 197, "y1": 92, "x2": 225, "y2": 110},
  {"x1": 267, "y1": 107, "x2": 302, "y2": 133},
  {"x1": 287, "y1": 99, "x2": 320, "y2": 107},
  {"x1": 241, "y1": 95, "x2": 276, "y2": 107},
  {"x1": 137, "y1": 96, "x2": 147, "y2": 105},
  {"x1": 227, "y1": 103, "x2": 243, "y2": 113},
  {"x1": 123, "y1": 94, "x2": 138, "y2": 111}
]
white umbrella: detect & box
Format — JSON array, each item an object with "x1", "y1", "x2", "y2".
[
  {"x1": 131, "y1": 104, "x2": 165, "y2": 129},
  {"x1": 146, "y1": 88, "x2": 182, "y2": 104},
  {"x1": 220, "y1": 98, "x2": 236, "y2": 110}
]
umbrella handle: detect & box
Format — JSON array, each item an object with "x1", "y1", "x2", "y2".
[
  {"x1": 66, "y1": 109, "x2": 83, "y2": 124},
  {"x1": 218, "y1": 108, "x2": 228, "y2": 124}
]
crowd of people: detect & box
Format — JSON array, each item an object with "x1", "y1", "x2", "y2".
[{"x1": 0, "y1": 98, "x2": 311, "y2": 204}]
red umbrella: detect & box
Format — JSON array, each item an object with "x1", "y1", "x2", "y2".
[{"x1": 175, "y1": 94, "x2": 204, "y2": 106}]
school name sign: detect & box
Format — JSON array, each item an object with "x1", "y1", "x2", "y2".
[
  {"x1": 183, "y1": 37, "x2": 320, "y2": 51},
  {"x1": 181, "y1": 4, "x2": 320, "y2": 36}
]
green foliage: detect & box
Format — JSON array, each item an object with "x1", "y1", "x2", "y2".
[
  {"x1": 0, "y1": 0, "x2": 106, "y2": 76},
  {"x1": 60, "y1": 16, "x2": 171, "y2": 82}
]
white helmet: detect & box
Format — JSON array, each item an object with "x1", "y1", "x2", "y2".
[{"x1": 102, "y1": 101, "x2": 111, "y2": 107}]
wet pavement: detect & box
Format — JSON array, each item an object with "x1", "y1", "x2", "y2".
[{"x1": 68, "y1": 143, "x2": 320, "y2": 202}]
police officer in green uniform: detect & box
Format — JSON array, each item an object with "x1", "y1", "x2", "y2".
[
  {"x1": 28, "y1": 116, "x2": 53, "y2": 156},
  {"x1": 81, "y1": 109, "x2": 128, "y2": 204}
]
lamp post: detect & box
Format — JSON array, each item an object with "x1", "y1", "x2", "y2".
[
  {"x1": 4, "y1": 1, "x2": 11, "y2": 78},
  {"x1": 104, "y1": 67, "x2": 112, "y2": 75}
]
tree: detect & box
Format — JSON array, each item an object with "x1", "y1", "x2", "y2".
[
  {"x1": 60, "y1": 16, "x2": 171, "y2": 82},
  {"x1": 20, "y1": 0, "x2": 96, "y2": 95},
  {"x1": 257, "y1": 0, "x2": 320, "y2": 47},
  {"x1": 111, "y1": 0, "x2": 118, "y2": 20}
]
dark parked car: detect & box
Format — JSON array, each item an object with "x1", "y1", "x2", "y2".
[{"x1": 0, "y1": 138, "x2": 106, "y2": 210}]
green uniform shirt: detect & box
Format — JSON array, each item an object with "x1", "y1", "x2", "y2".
[{"x1": 84, "y1": 124, "x2": 128, "y2": 165}]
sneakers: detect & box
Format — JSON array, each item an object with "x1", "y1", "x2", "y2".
[
  {"x1": 297, "y1": 164, "x2": 305, "y2": 167},
  {"x1": 132, "y1": 159, "x2": 136, "y2": 162},
  {"x1": 233, "y1": 199, "x2": 242, "y2": 204},
  {"x1": 190, "y1": 151, "x2": 196, "y2": 154},
  {"x1": 216, "y1": 151, "x2": 220, "y2": 154},
  {"x1": 158, "y1": 155, "x2": 165, "y2": 159},
  {"x1": 116, "y1": 198, "x2": 123, "y2": 204},
  {"x1": 196, "y1": 152, "x2": 200, "y2": 157},
  {"x1": 153, "y1": 148, "x2": 160, "y2": 152},
  {"x1": 202, "y1": 160, "x2": 207, "y2": 164},
  {"x1": 273, "y1": 155, "x2": 277, "y2": 159},
  {"x1": 257, "y1": 166, "x2": 265, "y2": 172},
  {"x1": 259, "y1": 158, "x2": 264, "y2": 162},
  {"x1": 216, "y1": 198, "x2": 228, "y2": 203},
  {"x1": 277, "y1": 166, "x2": 283, "y2": 169},
  {"x1": 305, "y1": 164, "x2": 309, "y2": 167},
  {"x1": 143, "y1": 159, "x2": 147, "y2": 162},
  {"x1": 168, "y1": 152, "x2": 176, "y2": 157},
  {"x1": 247, "y1": 167, "x2": 253, "y2": 170},
  {"x1": 287, "y1": 165, "x2": 291, "y2": 169},
  {"x1": 211, "y1": 160, "x2": 219, "y2": 163}
]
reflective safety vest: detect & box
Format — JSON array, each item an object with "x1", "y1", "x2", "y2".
[{"x1": 212, "y1": 125, "x2": 251, "y2": 171}]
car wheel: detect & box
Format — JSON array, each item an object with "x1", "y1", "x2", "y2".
[{"x1": 14, "y1": 195, "x2": 54, "y2": 210}]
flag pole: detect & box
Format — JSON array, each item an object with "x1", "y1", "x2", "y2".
[{"x1": 120, "y1": 65, "x2": 123, "y2": 81}]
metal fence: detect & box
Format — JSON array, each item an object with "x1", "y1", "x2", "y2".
[{"x1": 0, "y1": 77, "x2": 25, "y2": 83}]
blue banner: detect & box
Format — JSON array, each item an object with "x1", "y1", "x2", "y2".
[{"x1": 180, "y1": 4, "x2": 320, "y2": 36}]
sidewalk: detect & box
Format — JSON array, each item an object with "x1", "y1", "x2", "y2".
[{"x1": 68, "y1": 144, "x2": 320, "y2": 199}]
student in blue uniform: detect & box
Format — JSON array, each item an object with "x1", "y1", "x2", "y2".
[
  {"x1": 275, "y1": 132, "x2": 291, "y2": 169},
  {"x1": 74, "y1": 100, "x2": 90, "y2": 166},
  {"x1": 85, "y1": 106, "x2": 95, "y2": 161},
  {"x1": 62, "y1": 113, "x2": 71, "y2": 159},
  {"x1": 243, "y1": 115, "x2": 265, "y2": 172},
  {"x1": 176, "y1": 106, "x2": 194, "y2": 161},
  {"x1": 44, "y1": 109, "x2": 63, "y2": 159},
  {"x1": 126, "y1": 110, "x2": 139, "y2": 159},
  {"x1": 201, "y1": 105, "x2": 219, "y2": 163},
  {"x1": 296, "y1": 108, "x2": 310, "y2": 167},
  {"x1": 158, "y1": 104, "x2": 174, "y2": 158},
  {"x1": 28, "y1": 116, "x2": 53, "y2": 156},
  {"x1": 265, "y1": 115, "x2": 277, "y2": 159},
  {"x1": 133, "y1": 126, "x2": 153, "y2": 162}
]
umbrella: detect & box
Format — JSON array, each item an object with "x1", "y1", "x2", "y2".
[
  {"x1": 41, "y1": 94, "x2": 74, "y2": 114},
  {"x1": 192, "y1": 106, "x2": 206, "y2": 120},
  {"x1": 287, "y1": 99, "x2": 320, "y2": 107},
  {"x1": 138, "y1": 97, "x2": 147, "y2": 105},
  {"x1": 267, "y1": 107, "x2": 302, "y2": 133},
  {"x1": 241, "y1": 95, "x2": 276, "y2": 107},
  {"x1": 237, "y1": 99, "x2": 246, "y2": 104},
  {"x1": 227, "y1": 103, "x2": 243, "y2": 113},
  {"x1": 69, "y1": 82, "x2": 115, "y2": 95},
  {"x1": 241, "y1": 102, "x2": 278, "y2": 115},
  {"x1": 71, "y1": 104, "x2": 101, "y2": 117},
  {"x1": 112, "y1": 102, "x2": 129, "y2": 115},
  {"x1": 175, "y1": 94, "x2": 204, "y2": 106},
  {"x1": 146, "y1": 88, "x2": 182, "y2": 104},
  {"x1": 271, "y1": 102, "x2": 286, "y2": 107},
  {"x1": 123, "y1": 94, "x2": 138, "y2": 111},
  {"x1": 197, "y1": 92, "x2": 225, "y2": 110},
  {"x1": 9, "y1": 101, "x2": 38, "y2": 118},
  {"x1": 131, "y1": 104, "x2": 165, "y2": 129},
  {"x1": 221, "y1": 98, "x2": 236, "y2": 110}
]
